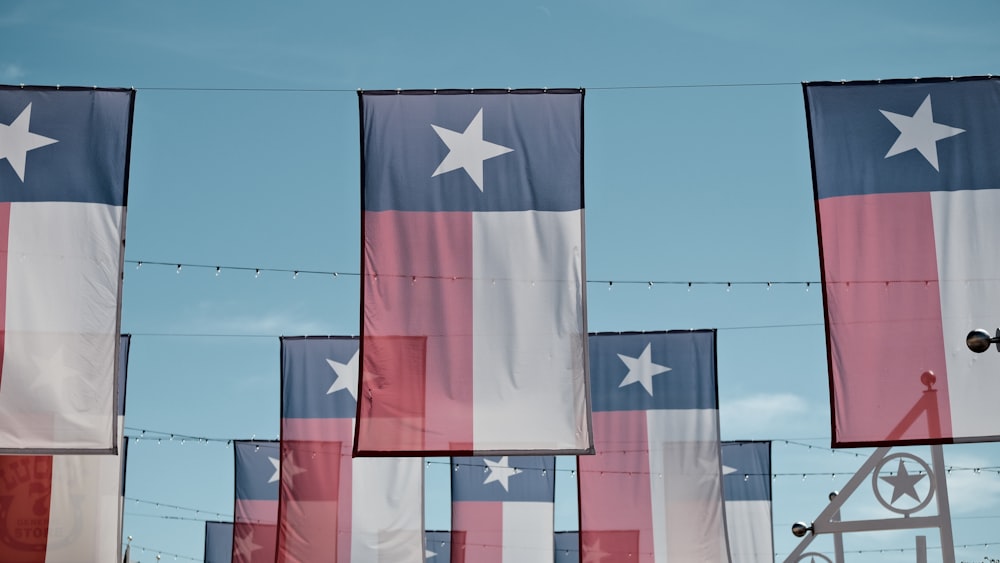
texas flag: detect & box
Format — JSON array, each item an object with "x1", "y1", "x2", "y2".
[
  {"x1": 424, "y1": 531, "x2": 451, "y2": 562},
  {"x1": 451, "y1": 455, "x2": 555, "y2": 563},
  {"x1": 0, "y1": 86, "x2": 133, "y2": 453},
  {"x1": 721, "y1": 441, "x2": 772, "y2": 563},
  {"x1": 276, "y1": 336, "x2": 423, "y2": 563},
  {"x1": 357, "y1": 89, "x2": 591, "y2": 456},
  {"x1": 805, "y1": 76, "x2": 1000, "y2": 446},
  {"x1": 579, "y1": 330, "x2": 729, "y2": 562},
  {"x1": 233, "y1": 440, "x2": 279, "y2": 563},
  {"x1": 0, "y1": 334, "x2": 130, "y2": 562},
  {"x1": 204, "y1": 521, "x2": 233, "y2": 563},
  {"x1": 554, "y1": 531, "x2": 579, "y2": 563}
]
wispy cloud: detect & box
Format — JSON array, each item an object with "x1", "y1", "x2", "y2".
[
  {"x1": 0, "y1": 63, "x2": 24, "y2": 81},
  {"x1": 167, "y1": 300, "x2": 334, "y2": 336},
  {"x1": 720, "y1": 392, "x2": 810, "y2": 438},
  {"x1": 940, "y1": 453, "x2": 1000, "y2": 515}
]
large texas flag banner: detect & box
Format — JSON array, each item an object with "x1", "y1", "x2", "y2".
[
  {"x1": 277, "y1": 337, "x2": 423, "y2": 563},
  {"x1": 0, "y1": 86, "x2": 133, "y2": 453},
  {"x1": 233, "y1": 440, "x2": 279, "y2": 563},
  {"x1": 451, "y1": 455, "x2": 555, "y2": 563},
  {"x1": 357, "y1": 89, "x2": 591, "y2": 456},
  {"x1": 805, "y1": 76, "x2": 1000, "y2": 446},
  {"x1": 721, "y1": 441, "x2": 772, "y2": 563},
  {"x1": 579, "y1": 330, "x2": 729, "y2": 562},
  {"x1": 204, "y1": 521, "x2": 233, "y2": 563},
  {"x1": 0, "y1": 334, "x2": 130, "y2": 563}
]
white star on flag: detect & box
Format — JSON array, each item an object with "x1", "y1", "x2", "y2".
[
  {"x1": 431, "y1": 108, "x2": 513, "y2": 191},
  {"x1": 722, "y1": 464, "x2": 737, "y2": 475},
  {"x1": 326, "y1": 350, "x2": 359, "y2": 399},
  {"x1": 281, "y1": 451, "x2": 308, "y2": 484},
  {"x1": 582, "y1": 538, "x2": 611, "y2": 563},
  {"x1": 0, "y1": 103, "x2": 58, "y2": 182},
  {"x1": 483, "y1": 456, "x2": 522, "y2": 492},
  {"x1": 425, "y1": 548, "x2": 437, "y2": 559},
  {"x1": 268, "y1": 456, "x2": 280, "y2": 483},
  {"x1": 880, "y1": 94, "x2": 965, "y2": 171},
  {"x1": 233, "y1": 529, "x2": 262, "y2": 558},
  {"x1": 617, "y1": 343, "x2": 671, "y2": 396}
]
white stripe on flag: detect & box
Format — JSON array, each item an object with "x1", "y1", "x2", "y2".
[
  {"x1": 472, "y1": 210, "x2": 588, "y2": 451},
  {"x1": 350, "y1": 457, "x2": 424, "y2": 562},
  {"x1": 501, "y1": 501, "x2": 554, "y2": 563},
  {"x1": 0, "y1": 202, "x2": 121, "y2": 449},
  {"x1": 724, "y1": 501, "x2": 772, "y2": 563},
  {"x1": 44, "y1": 453, "x2": 121, "y2": 562},
  {"x1": 931, "y1": 189, "x2": 1000, "y2": 438},
  {"x1": 647, "y1": 409, "x2": 728, "y2": 562}
]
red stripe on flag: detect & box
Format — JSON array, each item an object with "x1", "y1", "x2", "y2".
[
  {"x1": 279, "y1": 419, "x2": 352, "y2": 562},
  {"x1": 452, "y1": 501, "x2": 502, "y2": 563},
  {"x1": 360, "y1": 210, "x2": 473, "y2": 452},
  {"x1": 579, "y1": 410, "x2": 654, "y2": 562},
  {"x1": 233, "y1": 522, "x2": 277, "y2": 563},
  {"x1": 276, "y1": 440, "x2": 343, "y2": 563},
  {"x1": 0, "y1": 456, "x2": 53, "y2": 563},
  {"x1": 819, "y1": 193, "x2": 951, "y2": 443}
]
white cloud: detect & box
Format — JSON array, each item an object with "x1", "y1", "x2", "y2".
[
  {"x1": 720, "y1": 392, "x2": 810, "y2": 438},
  {"x1": 938, "y1": 453, "x2": 1000, "y2": 515}
]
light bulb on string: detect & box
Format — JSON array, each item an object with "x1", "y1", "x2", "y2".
[
  {"x1": 176, "y1": 264, "x2": 182, "y2": 274},
  {"x1": 215, "y1": 266, "x2": 220, "y2": 277}
]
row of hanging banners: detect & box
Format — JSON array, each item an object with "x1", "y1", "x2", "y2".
[{"x1": 2, "y1": 75, "x2": 998, "y2": 561}]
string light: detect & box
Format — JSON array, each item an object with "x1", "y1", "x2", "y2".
[
  {"x1": 125, "y1": 543, "x2": 199, "y2": 562},
  {"x1": 124, "y1": 260, "x2": 964, "y2": 291}
]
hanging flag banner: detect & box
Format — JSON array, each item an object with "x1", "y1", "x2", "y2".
[
  {"x1": 0, "y1": 334, "x2": 130, "y2": 563},
  {"x1": 451, "y1": 455, "x2": 555, "y2": 563},
  {"x1": 277, "y1": 336, "x2": 423, "y2": 563},
  {"x1": 0, "y1": 86, "x2": 133, "y2": 453},
  {"x1": 233, "y1": 440, "x2": 279, "y2": 563},
  {"x1": 424, "y1": 531, "x2": 451, "y2": 563},
  {"x1": 554, "y1": 531, "x2": 579, "y2": 563},
  {"x1": 805, "y1": 76, "x2": 1000, "y2": 446},
  {"x1": 357, "y1": 89, "x2": 591, "y2": 456},
  {"x1": 579, "y1": 330, "x2": 729, "y2": 562},
  {"x1": 205, "y1": 521, "x2": 234, "y2": 563},
  {"x1": 722, "y1": 441, "x2": 772, "y2": 563}
]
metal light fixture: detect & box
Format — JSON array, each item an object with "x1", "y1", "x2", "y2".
[{"x1": 966, "y1": 328, "x2": 1000, "y2": 353}]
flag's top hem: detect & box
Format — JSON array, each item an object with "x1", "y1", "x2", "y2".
[
  {"x1": 803, "y1": 75, "x2": 998, "y2": 88},
  {"x1": 0, "y1": 84, "x2": 135, "y2": 93},
  {"x1": 352, "y1": 447, "x2": 596, "y2": 458},
  {"x1": 359, "y1": 88, "x2": 584, "y2": 96}
]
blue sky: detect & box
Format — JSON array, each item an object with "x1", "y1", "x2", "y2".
[{"x1": 6, "y1": 0, "x2": 1000, "y2": 561}]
